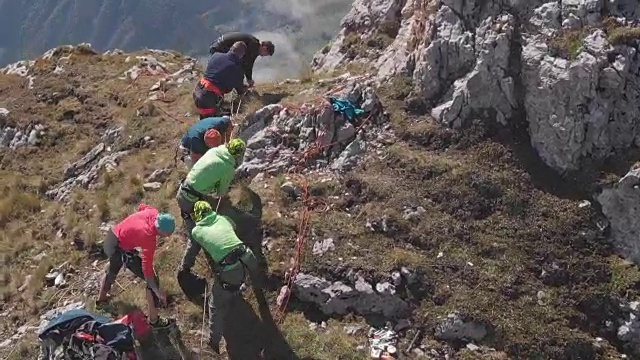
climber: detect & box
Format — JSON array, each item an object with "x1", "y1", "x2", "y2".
[
  {"x1": 190, "y1": 200, "x2": 263, "y2": 353},
  {"x1": 193, "y1": 41, "x2": 250, "y2": 119},
  {"x1": 97, "y1": 203, "x2": 176, "y2": 328},
  {"x1": 180, "y1": 115, "x2": 235, "y2": 168},
  {"x1": 176, "y1": 138, "x2": 246, "y2": 275},
  {"x1": 209, "y1": 32, "x2": 275, "y2": 88}
]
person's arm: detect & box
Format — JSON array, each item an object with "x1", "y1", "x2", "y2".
[
  {"x1": 103, "y1": 230, "x2": 119, "y2": 258},
  {"x1": 216, "y1": 168, "x2": 234, "y2": 196},
  {"x1": 140, "y1": 245, "x2": 161, "y2": 294},
  {"x1": 191, "y1": 152, "x2": 203, "y2": 163},
  {"x1": 243, "y1": 53, "x2": 257, "y2": 83},
  {"x1": 232, "y1": 65, "x2": 247, "y2": 95},
  {"x1": 209, "y1": 34, "x2": 226, "y2": 54}
]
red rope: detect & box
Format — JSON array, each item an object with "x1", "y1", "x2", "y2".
[{"x1": 272, "y1": 105, "x2": 375, "y2": 324}]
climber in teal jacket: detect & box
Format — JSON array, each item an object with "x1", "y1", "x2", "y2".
[
  {"x1": 175, "y1": 138, "x2": 246, "y2": 274},
  {"x1": 191, "y1": 200, "x2": 261, "y2": 353}
]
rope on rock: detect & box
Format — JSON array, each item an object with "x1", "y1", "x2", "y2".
[{"x1": 272, "y1": 105, "x2": 375, "y2": 325}]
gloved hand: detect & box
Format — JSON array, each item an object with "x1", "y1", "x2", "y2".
[{"x1": 247, "y1": 79, "x2": 255, "y2": 88}]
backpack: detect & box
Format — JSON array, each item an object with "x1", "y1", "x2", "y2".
[{"x1": 38, "y1": 309, "x2": 139, "y2": 360}]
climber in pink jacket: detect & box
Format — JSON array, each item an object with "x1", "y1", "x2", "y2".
[{"x1": 97, "y1": 203, "x2": 176, "y2": 328}]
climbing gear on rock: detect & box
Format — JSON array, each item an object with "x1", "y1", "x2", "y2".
[
  {"x1": 180, "y1": 181, "x2": 209, "y2": 202},
  {"x1": 38, "y1": 308, "x2": 139, "y2": 360},
  {"x1": 149, "y1": 316, "x2": 174, "y2": 329},
  {"x1": 219, "y1": 244, "x2": 248, "y2": 268},
  {"x1": 329, "y1": 97, "x2": 365, "y2": 125},
  {"x1": 368, "y1": 327, "x2": 398, "y2": 359},
  {"x1": 194, "y1": 78, "x2": 224, "y2": 118}
]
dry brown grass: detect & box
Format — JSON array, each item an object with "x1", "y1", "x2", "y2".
[
  {"x1": 608, "y1": 26, "x2": 640, "y2": 45},
  {"x1": 548, "y1": 27, "x2": 592, "y2": 59},
  {"x1": 548, "y1": 18, "x2": 640, "y2": 60}
]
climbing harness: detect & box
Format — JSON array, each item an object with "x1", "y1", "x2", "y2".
[{"x1": 212, "y1": 245, "x2": 250, "y2": 293}]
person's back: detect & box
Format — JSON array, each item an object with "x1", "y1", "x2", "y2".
[
  {"x1": 181, "y1": 116, "x2": 232, "y2": 154},
  {"x1": 203, "y1": 52, "x2": 244, "y2": 94},
  {"x1": 210, "y1": 32, "x2": 260, "y2": 53},
  {"x1": 191, "y1": 211, "x2": 243, "y2": 263},
  {"x1": 209, "y1": 33, "x2": 274, "y2": 87},
  {"x1": 113, "y1": 204, "x2": 158, "y2": 251},
  {"x1": 185, "y1": 146, "x2": 236, "y2": 196}
]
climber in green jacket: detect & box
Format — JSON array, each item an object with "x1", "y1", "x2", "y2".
[
  {"x1": 176, "y1": 138, "x2": 246, "y2": 274},
  {"x1": 191, "y1": 200, "x2": 262, "y2": 353}
]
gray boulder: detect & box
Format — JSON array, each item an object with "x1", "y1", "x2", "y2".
[
  {"x1": 523, "y1": 29, "x2": 640, "y2": 172},
  {"x1": 292, "y1": 272, "x2": 410, "y2": 319},
  {"x1": 598, "y1": 167, "x2": 640, "y2": 264}
]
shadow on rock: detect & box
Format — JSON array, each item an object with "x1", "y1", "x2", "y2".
[
  {"x1": 225, "y1": 186, "x2": 270, "y2": 274},
  {"x1": 259, "y1": 92, "x2": 290, "y2": 106},
  {"x1": 225, "y1": 296, "x2": 299, "y2": 360},
  {"x1": 177, "y1": 270, "x2": 208, "y2": 307},
  {"x1": 176, "y1": 272, "x2": 298, "y2": 360}
]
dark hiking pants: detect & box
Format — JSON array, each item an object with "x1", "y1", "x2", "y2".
[
  {"x1": 204, "y1": 246, "x2": 261, "y2": 345},
  {"x1": 103, "y1": 230, "x2": 160, "y2": 306}
]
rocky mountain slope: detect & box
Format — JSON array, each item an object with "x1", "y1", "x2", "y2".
[
  {"x1": 314, "y1": 0, "x2": 640, "y2": 172},
  {"x1": 1, "y1": 0, "x2": 640, "y2": 359},
  {"x1": 0, "y1": 0, "x2": 351, "y2": 70}
]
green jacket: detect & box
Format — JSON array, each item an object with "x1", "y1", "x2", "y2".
[
  {"x1": 191, "y1": 211, "x2": 242, "y2": 263},
  {"x1": 185, "y1": 146, "x2": 235, "y2": 200}
]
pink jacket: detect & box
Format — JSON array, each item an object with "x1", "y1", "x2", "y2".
[{"x1": 113, "y1": 204, "x2": 159, "y2": 278}]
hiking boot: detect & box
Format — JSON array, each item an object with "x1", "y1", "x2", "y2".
[{"x1": 149, "y1": 317, "x2": 174, "y2": 329}]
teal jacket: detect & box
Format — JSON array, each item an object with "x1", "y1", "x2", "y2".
[{"x1": 184, "y1": 146, "x2": 235, "y2": 200}]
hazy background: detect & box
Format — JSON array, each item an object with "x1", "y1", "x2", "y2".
[{"x1": 0, "y1": 0, "x2": 352, "y2": 82}]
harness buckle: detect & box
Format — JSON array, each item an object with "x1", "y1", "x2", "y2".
[{"x1": 219, "y1": 245, "x2": 246, "y2": 267}]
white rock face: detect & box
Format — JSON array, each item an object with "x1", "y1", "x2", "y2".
[
  {"x1": 311, "y1": 0, "x2": 405, "y2": 70},
  {"x1": 314, "y1": 0, "x2": 640, "y2": 173},
  {"x1": 45, "y1": 127, "x2": 131, "y2": 202},
  {"x1": 429, "y1": 12, "x2": 517, "y2": 128},
  {"x1": 522, "y1": 29, "x2": 640, "y2": 172}
]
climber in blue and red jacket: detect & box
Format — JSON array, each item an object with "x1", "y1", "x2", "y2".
[{"x1": 193, "y1": 41, "x2": 248, "y2": 119}]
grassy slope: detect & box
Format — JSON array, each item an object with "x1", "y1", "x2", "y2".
[{"x1": 0, "y1": 48, "x2": 638, "y2": 359}]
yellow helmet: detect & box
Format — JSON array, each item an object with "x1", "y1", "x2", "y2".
[{"x1": 193, "y1": 201, "x2": 213, "y2": 221}]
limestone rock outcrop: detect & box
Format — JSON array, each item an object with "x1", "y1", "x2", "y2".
[{"x1": 313, "y1": 0, "x2": 640, "y2": 173}]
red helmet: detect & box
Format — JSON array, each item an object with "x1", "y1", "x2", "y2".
[{"x1": 204, "y1": 128, "x2": 223, "y2": 148}]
